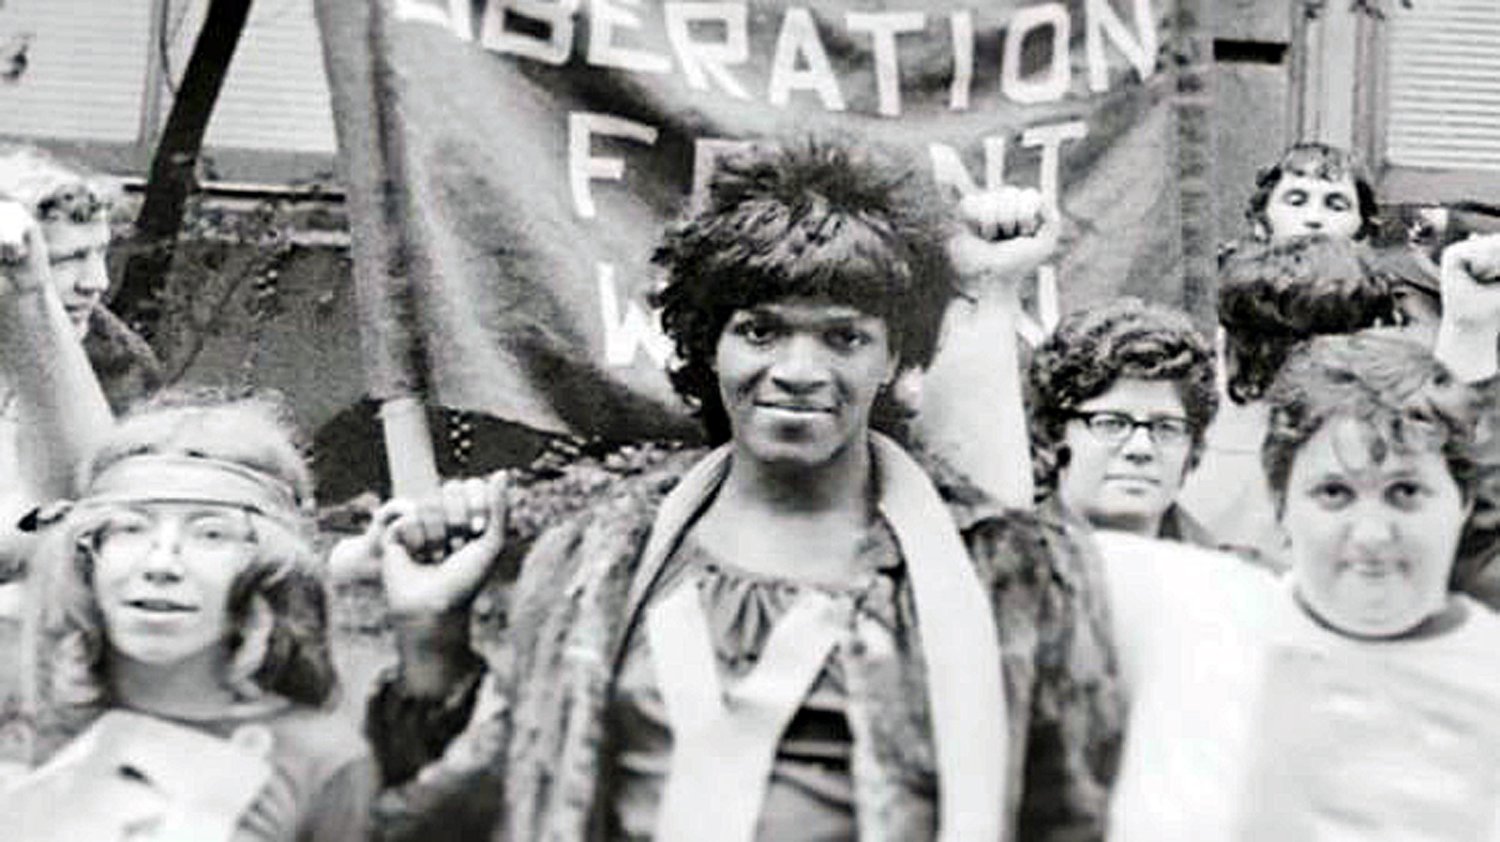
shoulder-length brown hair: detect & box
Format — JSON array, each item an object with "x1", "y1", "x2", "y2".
[{"x1": 30, "y1": 389, "x2": 335, "y2": 758}]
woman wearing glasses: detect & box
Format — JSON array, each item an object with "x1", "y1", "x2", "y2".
[
  {"x1": 7, "y1": 390, "x2": 376, "y2": 842},
  {"x1": 1025, "y1": 298, "x2": 1220, "y2": 544}
]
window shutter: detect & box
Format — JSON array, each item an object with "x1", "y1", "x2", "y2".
[{"x1": 1384, "y1": 0, "x2": 1500, "y2": 173}]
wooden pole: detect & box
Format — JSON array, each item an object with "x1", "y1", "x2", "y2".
[
  {"x1": 378, "y1": 397, "x2": 439, "y2": 497},
  {"x1": 313, "y1": 0, "x2": 440, "y2": 498}
]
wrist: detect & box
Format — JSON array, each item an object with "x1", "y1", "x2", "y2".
[
  {"x1": 0, "y1": 283, "x2": 54, "y2": 321},
  {"x1": 0, "y1": 282, "x2": 61, "y2": 326},
  {"x1": 391, "y1": 608, "x2": 480, "y2": 697},
  {"x1": 957, "y1": 271, "x2": 1022, "y2": 309}
]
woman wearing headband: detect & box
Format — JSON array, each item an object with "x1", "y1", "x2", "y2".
[{"x1": 8, "y1": 390, "x2": 375, "y2": 841}]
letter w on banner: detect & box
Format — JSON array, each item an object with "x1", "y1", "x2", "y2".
[{"x1": 314, "y1": 0, "x2": 1208, "y2": 443}]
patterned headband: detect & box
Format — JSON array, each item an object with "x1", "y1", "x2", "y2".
[{"x1": 80, "y1": 453, "x2": 306, "y2": 530}]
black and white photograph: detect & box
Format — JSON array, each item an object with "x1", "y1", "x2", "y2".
[{"x1": 0, "y1": 0, "x2": 1498, "y2": 839}]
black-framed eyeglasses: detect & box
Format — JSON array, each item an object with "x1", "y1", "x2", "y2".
[{"x1": 1067, "y1": 411, "x2": 1192, "y2": 448}]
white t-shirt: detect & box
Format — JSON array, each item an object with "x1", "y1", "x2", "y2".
[{"x1": 1095, "y1": 531, "x2": 1500, "y2": 842}]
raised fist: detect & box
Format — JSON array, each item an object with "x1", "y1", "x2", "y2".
[
  {"x1": 376, "y1": 472, "x2": 509, "y2": 618},
  {"x1": 948, "y1": 186, "x2": 1060, "y2": 286},
  {"x1": 0, "y1": 200, "x2": 49, "y2": 296},
  {"x1": 1440, "y1": 233, "x2": 1500, "y2": 332}
]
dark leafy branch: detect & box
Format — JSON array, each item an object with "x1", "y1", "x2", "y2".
[{"x1": 113, "y1": 0, "x2": 254, "y2": 344}]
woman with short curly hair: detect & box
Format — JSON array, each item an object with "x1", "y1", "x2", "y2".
[
  {"x1": 1106, "y1": 334, "x2": 1500, "y2": 839},
  {"x1": 0, "y1": 144, "x2": 159, "y2": 403},
  {"x1": 0, "y1": 148, "x2": 162, "y2": 585},
  {"x1": 1026, "y1": 298, "x2": 1219, "y2": 542}
]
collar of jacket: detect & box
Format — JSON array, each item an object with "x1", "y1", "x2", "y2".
[{"x1": 617, "y1": 432, "x2": 1008, "y2": 842}]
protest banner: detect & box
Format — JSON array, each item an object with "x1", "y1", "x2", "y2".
[{"x1": 316, "y1": 0, "x2": 1206, "y2": 443}]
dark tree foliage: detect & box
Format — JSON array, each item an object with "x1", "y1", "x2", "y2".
[{"x1": 113, "y1": 0, "x2": 254, "y2": 342}]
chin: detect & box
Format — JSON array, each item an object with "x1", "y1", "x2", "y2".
[
  {"x1": 1091, "y1": 499, "x2": 1168, "y2": 529},
  {"x1": 114, "y1": 643, "x2": 198, "y2": 666},
  {"x1": 1088, "y1": 511, "x2": 1158, "y2": 534},
  {"x1": 739, "y1": 428, "x2": 844, "y2": 467},
  {"x1": 1336, "y1": 612, "x2": 1421, "y2": 638},
  {"x1": 1321, "y1": 593, "x2": 1433, "y2": 638},
  {"x1": 753, "y1": 444, "x2": 839, "y2": 470}
]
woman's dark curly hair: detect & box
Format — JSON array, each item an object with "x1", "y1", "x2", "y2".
[
  {"x1": 1456, "y1": 390, "x2": 1500, "y2": 594},
  {"x1": 1262, "y1": 335, "x2": 1482, "y2": 529},
  {"x1": 1219, "y1": 235, "x2": 1398, "y2": 404},
  {"x1": 1025, "y1": 298, "x2": 1218, "y2": 493},
  {"x1": 1247, "y1": 142, "x2": 1379, "y2": 241},
  {"x1": 31, "y1": 387, "x2": 335, "y2": 758},
  {"x1": 651, "y1": 139, "x2": 958, "y2": 444}
]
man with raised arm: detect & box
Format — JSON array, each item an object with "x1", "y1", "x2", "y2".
[{"x1": 0, "y1": 146, "x2": 160, "y2": 580}]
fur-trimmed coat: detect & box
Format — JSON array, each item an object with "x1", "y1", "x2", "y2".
[
  {"x1": 370, "y1": 447, "x2": 1124, "y2": 842},
  {"x1": 82, "y1": 305, "x2": 162, "y2": 415}
]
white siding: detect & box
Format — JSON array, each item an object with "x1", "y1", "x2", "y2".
[
  {"x1": 198, "y1": 0, "x2": 336, "y2": 154},
  {"x1": 1385, "y1": 0, "x2": 1500, "y2": 173},
  {"x1": 0, "y1": 0, "x2": 336, "y2": 158},
  {"x1": 0, "y1": 0, "x2": 153, "y2": 143}
]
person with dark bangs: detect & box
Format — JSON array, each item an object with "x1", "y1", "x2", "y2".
[
  {"x1": 1232, "y1": 140, "x2": 1456, "y2": 364},
  {"x1": 1244, "y1": 142, "x2": 1379, "y2": 244},
  {"x1": 358, "y1": 140, "x2": 1123, "y2": 842},
  {"x1": 1025, "y1": 299, "x2": 1220, "y2": 545},
  {"x1": 1179, "y1": 234, "x2": 1401, "y2": 565}
]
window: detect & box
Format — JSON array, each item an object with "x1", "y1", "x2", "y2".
[
  {"x1": 1375, "y1": 0, "x2": 1500, "y2": 203},
  {"x1": 0, "y1": 0, "x2": 336, "y2": 184},
  {"x1": 0, "y1": 0, "x2": 153, "y2": 145},
  {"x1": 1304, "y1": 0, "x2": 1500, "y2": 205}
]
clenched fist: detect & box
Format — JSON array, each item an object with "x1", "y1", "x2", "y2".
[
  {"x1": 0, "y1": 200, "x2": 50, "y2": 297},
  {"x1": 1440, "y1": 233, "x2": 1500, "y2": 332},
  {"x1": 947, "y1": 186, "x2": 1060, "y2": 291},
  {"x1": 375, "y1": 472, "x2": 510, "y2": 619}
]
